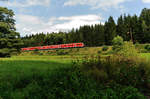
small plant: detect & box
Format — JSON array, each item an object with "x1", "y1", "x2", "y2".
[
  {"x1": 57, "y1": 50, "x2": 68, "y2": 55},
  {"x1": 102, "y1": 46, "x2": 108, "y2": 51},
  {"x1": 97, "y1": 50, "x2": 102, "y2": 54},
  {"x1": 144, "y1": 44, "x2": 150, "y2": 51}
]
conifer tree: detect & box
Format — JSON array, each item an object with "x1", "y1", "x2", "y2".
[
  {"x1": 0, "y1": 7, "x2": 23, "y2": 57},
  {"x1": 104, "y1": 16, "x2": 116, "y2": 45}
]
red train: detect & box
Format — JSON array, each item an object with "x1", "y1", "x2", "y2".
[{"x1": 21, "y1": 43, "x2": 84, "y2": 51}]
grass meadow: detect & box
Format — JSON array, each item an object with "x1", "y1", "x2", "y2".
[{"x1": 0, "y1": 49, "x2": 150, "y2": 98}]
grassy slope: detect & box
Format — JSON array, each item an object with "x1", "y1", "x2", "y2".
[
  {"x1": 0, "y1": 56, "x2": 72, "y2": 77},
  {"x1": 0, "y1": 51, "x2": 149, "y2": 98},
  {"x1": 141, "y1": 53, "x2": 150, "y2": 59},
  {"x1": 0, "y1": 56, "x2": 74, "y2": 98},
  {"x1": 20, "y1": 47, "x2": 104, "y2": 56}
]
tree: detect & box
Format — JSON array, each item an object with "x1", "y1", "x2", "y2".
[
  {"x1": 112, "y1": 36, "x2": 124, "y2": 52},
  {"x1": 104, "y1": 16, "x2": 116, "y2": 45},
  {"x1": 139, "y1": 8, "x2": 150, "y2": 43},
  {"x1": 0, "y1": 7, "x2": 23, "y2": 57}
]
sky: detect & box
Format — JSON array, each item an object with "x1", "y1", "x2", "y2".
[{"x1": 0, "y1": 0, "x2": 150, "y2": 36}]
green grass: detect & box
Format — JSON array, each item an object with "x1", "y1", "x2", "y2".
[
  {"x1": 0, "y1": 56, "x2": 73, "y2": 79},
  {"x1": 0, "y1": 54, "x2": 149, "y2": 99},
  {"x1": 0, "y1": 56, "x2": 74, "y2": 98},
  {"x1": 141, "y1": 53, "x2": 150, "y2": 59}
]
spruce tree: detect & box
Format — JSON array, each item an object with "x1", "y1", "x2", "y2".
[
  {"x1": 0, "y1": 7, "x2": 23, "y2": 57},
  {"x1": 104, "y1": 16, "x2": 116, "y2": 45}
]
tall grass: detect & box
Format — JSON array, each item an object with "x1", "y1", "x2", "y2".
[
  {"x1": 0, "y1": 54, "x2": 149, "y2": 98},
  {"x1": 77, "y1": 55, "x2": 150, "y2": 98}
]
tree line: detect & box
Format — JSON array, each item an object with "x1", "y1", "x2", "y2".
[
  {"x1": 22, "y1": 8, "x2": 150, "y2": 47},
  {"x1": 1, "y1": 6, "x2": 150, "y2": 57}
]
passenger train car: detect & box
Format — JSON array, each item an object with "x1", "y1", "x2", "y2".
[{"x1": 21, "y1": 43, "x2": 84, "y2": 51}]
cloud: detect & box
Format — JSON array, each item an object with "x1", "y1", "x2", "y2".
[
  {"x1": 15, "y1": 14, "x2": 102, "y2": 36},
  {"x1": 142, "y1": 0, "x2": 150, "y2": 3},
  {"x1": 64, "y1": 0, "x2": 133, "y2": 10},
  {"x1": 6, "y1": 0, "x2": 50, "y2": 7}
]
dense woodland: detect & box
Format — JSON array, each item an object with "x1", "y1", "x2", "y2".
[{"x1": 22, "y1": 8, "x2": 150, "y2": 47}]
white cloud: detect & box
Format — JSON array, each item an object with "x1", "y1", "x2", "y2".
[
  {"x1": 6, "y1": 0, "x2": 50, "y2": 7},
  {"x1": 15, "y1": 14, "x2": 102, "y2": 36},
  {"x1": 64, "y1": 0, "x2": 133, "y2": 10},
  {"x1": 142, "y1": 0, "x2": 150, "y2": 3}
]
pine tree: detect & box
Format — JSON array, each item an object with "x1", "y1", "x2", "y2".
[
  {"x1": 104, "y1": 16, "x2": 116, "y2": 45},
  {"x1": 0, "y1": 7, "x2": 23, "y2": 57}
]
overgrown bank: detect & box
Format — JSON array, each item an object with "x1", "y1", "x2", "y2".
[{"x1": 0, "y1": 56, "x2": 149, "y2": 99}]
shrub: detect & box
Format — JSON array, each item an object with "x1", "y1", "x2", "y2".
[
  {"x1": 97, "y1": 50, "x2": 102, "y2": 54},
  {"x1": 118, "y1": 41, "x2": 138, "y2": 57},
  {"x1": 79, "y1": 55, "x2": 149, "y2": 92},
  {"x1": 100, "y1": 86, "x2": 146, "y2": 99},
  {"x1": 112, "y1": 36, "x2": 124, "y2": 52},
  {"x1": 102, "y1": 46, "x2": 108, "y2": 51},
  {"x1": 144, "y1": 44, "x2": 150, "y2": 51},
  {"x1": 0, "y1": 48, "x2": 11, "y2": 57},
  {"x1": 140, "y1": 49, "x2": 148, "y2": 53},
  {"x1": 56, "y1": 50, "x2": 68, "y2": 55},
  {"x1": 119, "y1": 86, "x2": 146, "y2": 99},
  {"x1": 33, "y1": 49, "x2": 40, "y2": 55}
]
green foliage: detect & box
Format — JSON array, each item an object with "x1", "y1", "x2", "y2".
[
  {"x1": 102, "y1": 46, "x2": 109, "y2": 51},
  {"x1": 56, "y1": 50, "x2": 68, "y2": 55},
  {"x1": 112, "y1": 36, "x2": 138, "y2": 57},
  {"x1": 0, "y1": 48, "x2": 10, "y2": 57},
  {"x1": 97, "y1": 50, "x2": 102, "y2": 54},
  {"x1": 0, "y1": 7, "x2": 23, "y2": 57},
  {"x1": 105, "y1": 16, "x2": 116, "y2": 45},
  {"x1": 144, "y1": 44, "x2": 150, "y2": 51},
  {"x1": 0, "y1": 57, "x2": 146, "y2": 99},
  {"x1": 119, "y1": 86, "x2": 146, "y2": 99},
  {"x1": 0, "y1": 55, "x2": 149, "y2": 98},
  {"x1": 19, "y1": 8, "x2": 150, "y2": 48},
  {"x1": 100, "y1": 86, "x2": 146, "y2": 99},
  {"x1": 79, "y1": 55, "x2": 150, "y2": 97},
  {"x1": 112, "y1": 36, "x2": 124, "y2": 52},
  {"x1": 119, "y1": 41, "x2": 138, "y2": 57}
]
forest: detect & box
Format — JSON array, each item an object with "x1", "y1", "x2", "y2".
[{"x1": 22, "y1": 8, "x2": 150, "y2": 47}]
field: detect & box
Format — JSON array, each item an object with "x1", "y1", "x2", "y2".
[
  {"x1": 0, "y1": 47, "x2": 150, "y2": 98},
  {"x1": 0, "y1": 56, "x2": 73, "y2": 78},
  {"x1": 0, "y1": 56, "x2": 73, "y2": 98}
]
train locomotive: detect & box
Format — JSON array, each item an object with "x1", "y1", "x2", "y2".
[{"x1": 21, "y1": 43, "x2": 84, "y2": 51}]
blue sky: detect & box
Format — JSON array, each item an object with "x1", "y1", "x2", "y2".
[{"x1": 0, "y1": 0, "x2": 150, "y2": 36}]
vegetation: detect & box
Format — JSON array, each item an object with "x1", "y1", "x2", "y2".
[
  {"x1": 22, "y1": 8, "x2": 150, "y2": 48},
  {"x1": 112, "y1": 35, "x2": 124, "y2": 52},
  {"x1": 0, "y1": 54, "x2": 149, "y2": 99},
  {"x1": 0, "y1": 7, "x2": 23, "y2": 57},
  {"x1": 102, "y1": 46, "x2": 109, "y2": 51},
  {"x1": 1, "y1": 6, "x2": 150, "y2": 99}
]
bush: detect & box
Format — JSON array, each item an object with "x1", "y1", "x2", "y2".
[
  {"x1": 79, "y1": 55, "x2": 150, "y2": 94},
  {"x1": 0, "y1": 48, "x2": 11, "y2": 57},
  {"x1": 56, "y1": 50, "x2": 68, "y2": 55},
  {"x1": 100, "y1": 86, "x2": 146, "y2": 99},
  {"x1": 144, "y1": 44, "x2": 150, "y2": 51},
  {"x1": 102, "y1": 46, "x2": 109, "y2": 51},
  {"x1": 118, "y1": 41, "x2": 138, "y2": 57},
  {"x1": 112, "y1": 36, "x2": 124, "y2": 52},
  {"x1": 140, "y1": 49, "x2": 148, "y2": 53},
  {"x1": 119, "y1": 86, "x2": 146, "y2": 99},
  {"x1": 97, "y1": 50, "x2": 102, "y2": 54}
]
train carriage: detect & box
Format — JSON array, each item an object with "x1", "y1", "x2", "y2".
[{"x1": 21, "y1": 43, "x2": 84, "y2": 51}]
